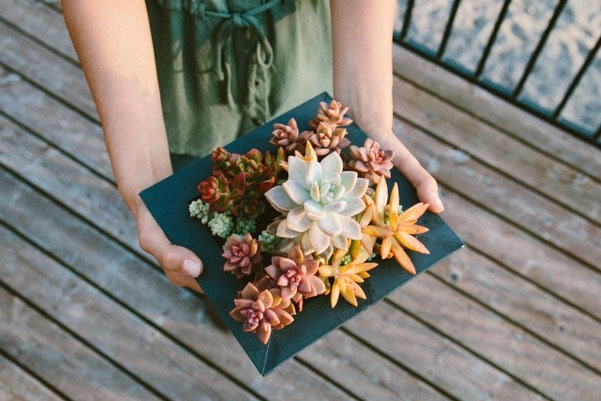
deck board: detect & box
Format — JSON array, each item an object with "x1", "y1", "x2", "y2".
[
  {"x1": 1, "y1": 1, "x2": 600, "y2": 400},
  {"x1": 0, "y1": 353, "x2": 66, "y2": 401},
  {"x1": 0, "y1": 280, "x2": 163, "y2": 401},
  {"x1": 440, "y1": 190, "x2": 601, "y2": 320},
  {"x1": 392, "y1": 76, "x2": 601, "y2": 230},
  {"x1": 347, "y1": 302, "x2": 547, "y2": 401},
  {"x1": 390, "y1": 277, "x2": 601, "y2": 400}
]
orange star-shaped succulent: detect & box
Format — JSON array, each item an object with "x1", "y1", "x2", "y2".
[
  {"x1": 362, "y1": 178, "x2": 430, "y2": 274},
  {"x1": 318, "y1": 248, "x2": 378, "y2": 308}
]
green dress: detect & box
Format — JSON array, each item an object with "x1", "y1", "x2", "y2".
[{"x1": 146, "y1": 0, "x2": 333, "y2": 159}]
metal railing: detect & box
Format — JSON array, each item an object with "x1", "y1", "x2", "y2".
[{"x1": 394, "y1": 0, "x2": 601, "y2": 147}]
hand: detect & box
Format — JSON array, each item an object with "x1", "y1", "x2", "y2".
[
  {"x1": 368, "y1": 132, "x2": 444, "y2": 214},
  {"x1": 135, "y1": 201, "x2": 204, "y2": 292},
  {"x1": 393, "y1": 139, "x2": 444, "y2": 214}
]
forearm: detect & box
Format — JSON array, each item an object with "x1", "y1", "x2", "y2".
[
  {"x1": 62, "y1": 0, "x2": 171, "y2": 215},
  {"x1": 330, "y1": 0, "x2": 396, "y2": 139}
]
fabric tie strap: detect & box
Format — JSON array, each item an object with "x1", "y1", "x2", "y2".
[{"x1": 210, "y1": 0, "x2": 284, "y2": 81}]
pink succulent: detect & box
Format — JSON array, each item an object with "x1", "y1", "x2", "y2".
[
  {"x1": 222, "y1": 233, "x2": 262, "y2": 279},
  {"x1": 348, "y1": 138, "x2": 395, "y2": 185},
  {"x1": 308, "y1": 122, "x2": 351, "y2": 156},
  {"x1": 270, "y1": 118, "x2": 312, "y2": 155},
  {"x1": 264, "y1": 245, "x2": 326, "y2": 311},
  {"x1": 230, "y1": 282, "x2": 295, "y2": 344},
  {"x1": 310, "y1": 100, "x2": 353, "y2": 129}
]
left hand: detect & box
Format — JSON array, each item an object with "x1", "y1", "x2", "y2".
[{"x1": 391, "y1": 138, "x2": 444, "y2": 213}]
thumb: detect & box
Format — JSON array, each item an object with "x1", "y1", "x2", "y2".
[
  {"x1": 136, "y1": 203, "x2": 204, "y2": 292},
  {"x1": 158, "y1": 243, "x2": 204, "y2": 292}
]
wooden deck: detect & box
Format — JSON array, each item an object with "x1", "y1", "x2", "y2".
[{"x1": 1, "y1": 1, "x2": 600, "y2": 400}]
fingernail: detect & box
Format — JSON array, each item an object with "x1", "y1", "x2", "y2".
[
  {"x1": 183, "y1": 259, "x2": 201, "y2": 277},
  {"x1": 432, "y1": 193, "x2": 445, "y2": 212},
  {"x1": 436, "y1": 195, "x2": 444, "y2": 212}
]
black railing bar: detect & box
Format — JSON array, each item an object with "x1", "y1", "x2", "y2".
[
  {"x1": 436, "y1": 0, "x2": 462, "y2": 59},
  {"x1": 553, "y1": 33, "x2": 601, "y2": 119},
  {"x1": 475, "y1": 0, "x2": 513, "y2": 79},
  {"x1": 557, "y1": 117, "x2": 600, "y2": 145},
  {"x1": 512, "y1": 0, "x2": 567, "y2": 98},
  {"x1": 595, "y1": 122, "x2": 601, "y2": 142},
  {"x1": 399, "y1": 0, "x2": 415, "y2": 42},
  {"x1": 402, "y1": 36, "x2": 439, "y2": 58}
]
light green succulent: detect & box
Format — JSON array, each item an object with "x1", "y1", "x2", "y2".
[
  {"x1": 265, "y1": 151, "x2": 369, "y2": 255},
  {"x1": 189, "y1": 199, "x2": 211, "y2": 224},
  {"x1": 207, "y1": 212, "x2": 234, "y2": 238}
]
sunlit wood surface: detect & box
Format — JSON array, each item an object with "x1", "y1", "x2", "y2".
[{"x1": 1, "y1": 1, "x2": 600, "y2": 400}]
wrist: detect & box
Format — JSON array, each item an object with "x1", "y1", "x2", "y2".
[{"x1": 117, "y1": 163, "x2": 172, "y2": 218}]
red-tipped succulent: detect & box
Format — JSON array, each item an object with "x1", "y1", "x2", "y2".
[{"x1": 197, "y1": 173, "x2": 245, "y2": 212}]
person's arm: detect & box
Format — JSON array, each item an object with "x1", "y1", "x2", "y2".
[
  {"x1": 62, "y1": 0, "x2": 203, "y2": 291},
  {"x1": 330, "y1": 0, "x2": 444, "y2": 213}
]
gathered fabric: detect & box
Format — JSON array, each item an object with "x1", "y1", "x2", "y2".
[
  {"x1": 209, "y1": 0, "x2": 283, "y2": 81},
  {"x1": 147, "y1": 0, "x2": 332, "y2": 158}
]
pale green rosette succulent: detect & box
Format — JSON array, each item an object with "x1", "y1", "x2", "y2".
[{"x1": 265, "y1": 151, "x2": 369, "y2": 255}]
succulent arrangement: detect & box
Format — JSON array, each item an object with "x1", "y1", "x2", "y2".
[{"x1": 189, "y1": 100, "x2": 431, "y2": 344}]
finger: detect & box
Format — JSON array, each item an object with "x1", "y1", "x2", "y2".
[
  {"x1": 163, "y1": 265, "x2": 203, "y2": 294},
  {"x1": 393, "y1": 144, "x2": 444, "y2": 213},
  {"x1": 141, "y1": 229, "x2": 204, "y2": 289},
  {"x1": 143, "y1": 233, "x2": 204, "y2": 293},
  {"x1": 136, "y1": 205, "x2": 204, "y2": 292}
]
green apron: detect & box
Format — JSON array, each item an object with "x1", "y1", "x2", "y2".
[{"x1": 146, "y1": 0, "x2": 333, "y2": 158}]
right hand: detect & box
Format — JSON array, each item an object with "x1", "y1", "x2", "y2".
[
  {"x1": 136, "y1": 201, "x2": 203, "y2": 293},
  {"x1": 63, "y1": 1, "x2": 203, "y2": 292}
]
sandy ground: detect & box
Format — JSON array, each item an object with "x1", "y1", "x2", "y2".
[{"x1": 395, "y1": 0, "x2": 601, "y2": 137}]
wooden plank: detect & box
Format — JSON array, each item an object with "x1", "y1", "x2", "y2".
[
  {"x1": 0, "y1": 285, "x2": 163, "y2": 401},
  {"x1": 0, "y1": 219, "x2": 260, "y2": 401},
  {"x1": 392, "y1": 117, "x2": 601, "y2": 319},
  {"x1": 0, "y1": 65, "x2": 113, "y2": 180},
  {"x1": 391, "y1": 116, "x2": 601, "y2": 271},
  {"x1": 393, "y1": 45, "x2": 601, "y2": 180},
  {"x1": 392, "y1": 75, "x2": 601, "y2": 227},
  {"x1": 0, "y1": 0, "x2": 77, "y2": 60},
  {"x1": 389, "y1": 275, "x2": 601, "y2": 401},
  {"x1": 0, "y1": 158, "x2": 356, "y2": 399},
  {"x1": 0, "y1": 107, "x2": 143, "y2": 260},
  {"x1": 440, "y1": 190, "x2": 601, "y2": 321},
  {"x1": 345, "y1": 302, "x2": 547, "y2": 401},
  {"x1": 299, "y1": 331, "x2": 452, "y2": 401},
  {"x1": 0, "y1": 353, "x2": 65, "y2": 401},
  {"x1": 0, "y1": 19, "x2": 97, "y2": 119},
  {"x1": 2, "y1": 0, "x2": 599, "y2": 399},
  {"x1": 432, "y1": 248, "x2": 601, "y2": 373}
]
